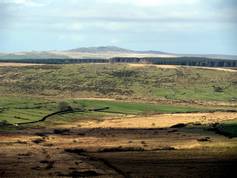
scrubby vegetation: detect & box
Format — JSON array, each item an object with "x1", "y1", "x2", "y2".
[{"x1": 0, "y1": 64, "x2": 237, "y2": 102}]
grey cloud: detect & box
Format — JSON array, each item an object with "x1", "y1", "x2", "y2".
[
  {"x1": 46, "y1": 15, "x2": 237, "y2": 24},
  {"x1": 0, "y1": 3, "x2": 11, "y2": 27}
]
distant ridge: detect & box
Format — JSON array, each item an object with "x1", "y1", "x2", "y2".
[
  {"x1": 69, "y1": 46, "x2": 134, "y2": 53},
  {"x1": 0, "y1": 46, "x2": 236, "y2": 60},
  {"x1": 68, "y1": 46, "x2": 170, "y2": 55}
]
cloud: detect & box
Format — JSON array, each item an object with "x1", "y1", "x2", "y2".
[
  {"x1": 2, "y1": 0, "x2": 236, "y2": 25},
  {"x1": 0, "y1": 0, "x2": 47, "y2": 7},
  {"x1": 48, "y1": 0, "x2": 236, "y2": 24},
  {"x1": 103, "y1": 0, "x2": 200, "y2": 6},
  {"x1": 0, "y1": 0, "x2": 236, "y2": 54},
  {"x1": 1, "y1": 0, "x2": 31, "y2": 5}
]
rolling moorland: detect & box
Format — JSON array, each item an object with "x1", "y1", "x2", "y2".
[{"x1": 0, "y1": 53, "x2": 237, "y2": 177}]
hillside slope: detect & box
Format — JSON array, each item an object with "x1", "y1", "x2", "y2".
[{"x1": 0, "y1": 63, "x2": 237, "y2": 102}]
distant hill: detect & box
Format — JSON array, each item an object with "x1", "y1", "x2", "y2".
[
  {"x1": 68, "y1": 46, "x2": 170, "y2": 55},
  {"x1": 0, "y1": 46, "x2": 236, "y2": 60},
  {"x1": 69, "y1": 46, "x2": 134, "y2": 53},
  {"x1": 0, "y1": 46, "x2": 176, "y2": 60}
]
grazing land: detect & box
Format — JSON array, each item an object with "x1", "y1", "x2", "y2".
[{"x1": 0, "y1": 63, "x2": 237, "y2": 177}]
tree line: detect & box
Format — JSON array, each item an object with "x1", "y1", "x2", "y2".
[
  {"x1": 110, "y1": 57, "x2": 237, "y2": 67},
  {"x1": 0, "y1": 57, "x2": 237, "y2": 67}
]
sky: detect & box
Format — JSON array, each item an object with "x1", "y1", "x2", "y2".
[{"x1": 0, "y1": 0, "x2": 237, "y2": 54}]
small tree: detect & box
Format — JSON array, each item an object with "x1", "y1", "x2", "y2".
[
  {"x1": 58, "y1": 101, "x2": 73, "y2": 111},
  {"x1": 213, "y1": 86, "x2": 224, "y2": 93},
  {"x1": 0, "y1": 120, "x2": 9, "y2": 126}
]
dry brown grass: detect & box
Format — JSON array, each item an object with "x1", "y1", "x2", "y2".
[
  {"x1": 128, "y1": 63, "x2": 237, "y2": 72},
  {"x1": 1, "y1": 111, "x2": 237, "y2": 177},
  {"x1": 78, "y1": 112, "x2": 237, "y2": 129},
  {"x1": 0, "y1": 63, "x2": 44, "y2": 67},
  {"x1": 128, "y1": 63, "x2": 178, "y2": 69}
]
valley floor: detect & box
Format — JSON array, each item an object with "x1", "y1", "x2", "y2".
[{"x1": 1, "y1": 112, "x2": 237, "y2": 178}]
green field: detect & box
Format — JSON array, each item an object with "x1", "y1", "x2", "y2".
[{"x1": 0, "y1": 96, "x2": 211, "y2": 125}]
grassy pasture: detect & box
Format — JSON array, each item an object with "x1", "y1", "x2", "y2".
[
  {"x1": 0, "y1": 96, "x2": 56, "y2": 124},
  {"x1": 0, "y1": 96, "x2": 210, "y2": 125},
  {"x1": 71, "y1": 99, "x2": 208, "y2": 114}
]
